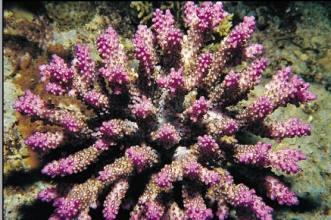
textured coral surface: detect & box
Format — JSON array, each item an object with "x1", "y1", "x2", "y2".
[{"x1": 5, "y1": 1, "x2": 327, "y2": 220}]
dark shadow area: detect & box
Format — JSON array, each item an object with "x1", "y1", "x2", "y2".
[
  {"x1": 3, "y1": 1, "x2": 46, "y2": 14},
  {"x1": 3, "y1": 36, "x2": 44, "y2": 57},
  {"x1": 18, "y1": 199, "x2": 54, "y2": 220},
  {"x1": 290, "y1": 196, "x2": 321, "y2": 213},
  {"x1": 116, "y1": 171, "x2": 153, "y2": 219},
  {"x1": 4, "y1": 169, "x2": 45, "y2": 187}
]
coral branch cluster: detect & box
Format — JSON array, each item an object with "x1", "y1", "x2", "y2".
[{"x1": 14, "y1": 2, "x2": 316, "y2": 220}]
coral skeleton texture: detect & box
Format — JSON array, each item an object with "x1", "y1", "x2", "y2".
[{"x1": 14, "y1": 2, "x2": 316, "y2": 220}]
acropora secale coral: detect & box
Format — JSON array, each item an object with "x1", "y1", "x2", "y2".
[{"x1": 14, "y1": 2, "x2": 316, "y2": 220}]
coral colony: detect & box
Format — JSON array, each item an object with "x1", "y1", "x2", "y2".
[{"x1": 14, "y1": 2, "x2": 316, "y2": 220}]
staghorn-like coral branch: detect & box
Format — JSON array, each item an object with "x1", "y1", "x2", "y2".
[
  {"x1": 223, "y1": 16, "x2": 256, "y2": 49},
  {"x1": 155, "y1": 161, "x2": 183, "y2": 190},
  {"x1": 264, "y1": 175, "x2": 299, "y2": 206},
  {"x1": 207, "y1": 169, "x2": 273, "y2": 220},
  {"x1": 143, "y1": 200, "x2": 166, "y2": 220},
  {"x1": 157, "y1": 67, "x2": 185, "y2": 95},
  {"x1": 264, "y1": 66, "x2": 316, "y2": 107},
  {"x1": 234, "y1": 142, "x2": 307, "y2": 174},
  {"x1": 14, "y1": 89, "x2": 48, "y2": 117},
  {"x1": 98, "y1": 145, "x2": 158, "y2": 183},
  {"x1": 196, "y1": 134, "x2": 221, "y2": 156},
  {"x1": 39, "y1": 54, "x2": 74, "y2": 95},
  {"x1": 97, "y1": 26, "x2": 120, "y2": 61},
  {"x1": 152, "y1": 9, "x2": 183, "y2": 54},
  {"x1": 182, "y1": 184, "x2": 213, "y2": 220},
  {"x1": 103, "y1": 179, "x2": 130, "y2": 220},
  {"x1": 203, "y1": 111, "x2": 239, "y2": 136},
  {"x1": 155, "y1": 155, "x2": 220, "y2": 191},
  {"x1": 151, "y1": 123, "x2": 181, "y2": 148},
  {"x1": 73, "y1": 44, "x2": 96, "y2": 84},
  {"x1": 184, "y1": 1, "x2": 228, "y2": 33},
  {"x1": 209, "y1": 57, "x2": 269, "y2": 106},
  {"x1": 261, "y1": 117, "x2": 311, "y2": 139},
  {"x1": 97, "y1": 157, "x2": 135, "y2": 183},
  {"x1": 129, "y1": 95, "x2": 156, "y2": 119},
  {"x1": 204, "y1": 15, "x2": 257, "y2": 88},
  {"x1": 181, "y1": 2, "x2": 227, "y2": 81},
  {"x1": 52, "y1": 178, "x2": 103, "y2": 219},
  {"x1": 191, "y1": 52, "x2": 214, "y2": 88},
  {"x1": 133, "y1": 25, "x2": 157, "y2": 75},
  {"x1": 14, "y1": 90, "x2": 87, "y2": 133},
  {"x1": 164, "y1": 202, "x2": 185, "y2": 220},
  {"x1": 38, "y1": 187, "x2": 59, "y2": 203},
  {"x1": 99, "y1": 64, "x2": 130, "y2": 95},
  {"x1": 46, "y1": 109, "x2": 87, "y2": 133},
  {"x1": 267, "y1": 148, "x2": 306, "y2": 174},
  {"x1": 183, "y1": 96, "x2": 210, "y2": 123},
  {"x1": 183, "y1": 160, "x2": 221, "y2": 187},
  {"x1": 98, "y1": 119, "x2": 138, "y2": 140},
  {"x1": 25, "y1": 131, "x2": 65, "y2": 152},
  {"x1": 42, "y1": 142, "x2": 109, "y2": 177},
  {"x1": 83, "y1": 89, "x2": 109, "y2": 109},
  {"x1": 236, "y1": 96, "x2": 274, "y2": 125}
]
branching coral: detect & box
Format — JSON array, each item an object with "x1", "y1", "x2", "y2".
[{"x1": 14, "y1": 2, "x2": 316, "y2": 220}]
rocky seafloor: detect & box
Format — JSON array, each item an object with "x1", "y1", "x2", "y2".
[{"x1": 3, "y1": 2, "x2": 331, "y2": 220}]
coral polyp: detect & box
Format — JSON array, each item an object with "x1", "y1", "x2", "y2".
[{"x1": 14, "y1": 2, "x2": 316, "y2": 220}]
